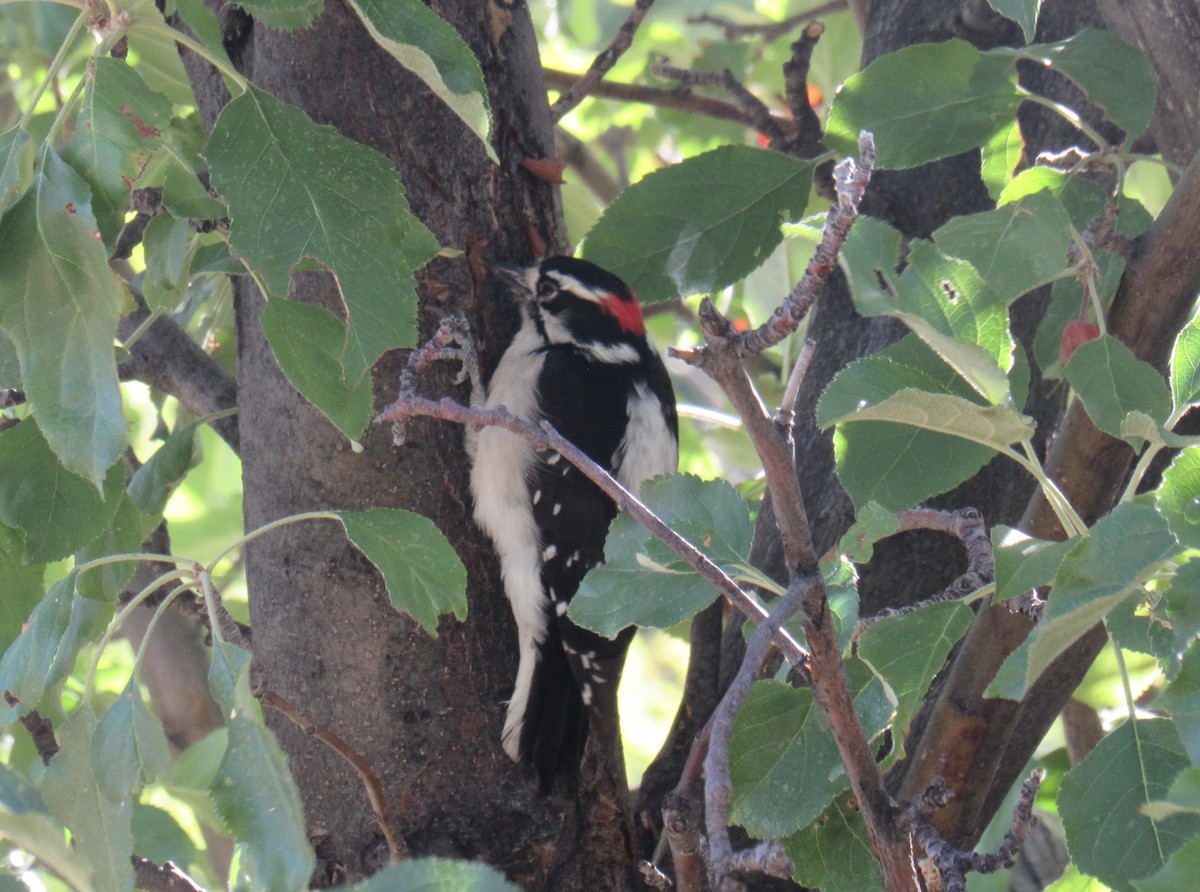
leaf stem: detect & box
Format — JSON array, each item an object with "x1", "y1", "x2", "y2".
[
  {"x1": 18, "y1": 8, "x2": 89, "y2": 132},
  {"x1": 1119, "y1": 442, "x2": 1163, "y2": 504},
  {"x1": 138, "y1": 19, "x2": 249, "y2": 93},
  {"x1": 130, "y1": 583, "x2": 190, "y2": 676},
  {"x1": 205, "y1": 510, "x2": 341, "y2": 572},
  {"x1": 1109, "y1": 636, "x2": 1138, "y2": 724},
  {"x1": 1006, "y1": 442, "x2": 1088, "y2": 537}
]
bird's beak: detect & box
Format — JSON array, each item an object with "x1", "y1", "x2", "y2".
[{"x1": 495, "y1": 262, "x2": 536, "y2": 299}]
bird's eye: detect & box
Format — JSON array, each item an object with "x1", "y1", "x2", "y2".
[{"x1": 536, "y1": 278, "x2": 557, "y2": 299}]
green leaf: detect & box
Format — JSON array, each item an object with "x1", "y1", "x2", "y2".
[
  {"x1": 570, "y1": 474, "x2": 752, "y2": 636},
  {"x1": 335, "y1": 509, "x2": 467, "y2": 635},
  {"x1": 822, "y1": 388, "x2": 1034, "y2": 452},
  {"x1": 0, "y1": 572, "x2": 107, "y2": 723},
  {"x1": 233, "y1": 0, "x2": 324, "y2": 29},
  {"x1": 1171, "y1": 304, "x2": 1200, "y2": 414},
  {"x1": 0, "y1": 808, "x2": 94, "y2": 892},
  {"x1": 262, "y1": 299, "x2": 374, "y2": 442},
  {"x1": 161, "y1": 158, "x2": 226, "y2": 220},
  {"x1": 349, "y1": 857, "x2": 520, "y2": 891},
  {"x1": 1163, "y1": 562, "x2": 1200, "y2": 660},
  {"x1": 825, "y1": 39, "x2": 1020, "y2": 168},
  {"x1": 0, "y1": 525, "x2": 44, "y2": 655},
  {"x1": 132, "y1": 803, "x2": 201, "y2": 880},
  {"x1": 932, "y1": 190, "x2": 1074, "y2": 305},
  {"x1": 1156, "y1": 644, "x2": 1200, "y2": 765},
  {"x1": 858, "y1": 600, "x2": 973, "y2": 755},
  {"x1": 92, "y1": 679, "x2": 172, "y2": 801},
  {"x1": 1018, "y1": 29, "x2": 1155, "y2": 142},
  {"x1": 783, "y1": 797, "x2": 881, "y2": 892},
  {"x1": 129, "y1": 422, "x2": 202, "y2": 519},
  {"x1": 0, "y1": 150, "x2": 128, "y2": 487},
  {"x1": 205, "y1": 87, "x2": 438, "y2": 384},
  {"x1": 0, "y1": 127, "x2": 34, "y2": 215},
  {"x1": 992, "y1": 525, "x2": 1074, "y2": 601},
  {"x1": 988, "y1": 0, "x2": 1042, "y2": 43},
  {"x1": 208, "y1": 639, "x2": 314, "y2": 892},
  {"x1": 347, "y1": 0, "x2": 493, "y2": 160},
  {"x1": 1157, "y1": 447, "x2": 1200, "y2": 550},
  {"x1": 1015, "y1": 504, "x2": 1178, "y2": 692},
  {"x1": 581, "y1": 146, "x2": 814, "y2": 304},
  {"x1": 1064, "y1": 335, "x2": 1172, "y2": 448},
  {"x1": 142, "y1": 212, "x2": 194, "y2": 312},
  {"x1": 61, "y1": 57, "x2": 172, "y2": 245},
  {"x1": 75, "y1": 494, "x2": 142, "y2": 601},
  {"x1": 1136, "y1": 833, "x2": 1200, "y2": 892},
  {"x1": 729, "y1": 663, "x2": 892, "y2": 838},
  {"x1": 41, "y1": 705, "x2": 135, "y2": 892},
  {"x1": 1059, "y1": 719, "x2": 1200, "y2": 891},
  {"x1": 0, "y1": 419, "x2": 125, "y2": 563},
  {"x1": 838, "y1": 502, "x2": 899, "y2": 563},
  {"x1": 980, "y1": 119, "x2": 1025, "y2": 199}
]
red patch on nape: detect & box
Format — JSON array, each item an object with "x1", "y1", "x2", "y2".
[{"x1": 601, "y1": 291, "x2": 645, "y2": 337}]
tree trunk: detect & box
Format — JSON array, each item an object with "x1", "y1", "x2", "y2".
[{"x1": 176, "y1": 2, "x2": 637, "y2": 888}]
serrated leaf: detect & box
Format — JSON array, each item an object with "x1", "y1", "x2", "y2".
[
  {"x1": 988, "y1": 0, "x2": 1042, "y2": 43},
  {"x1": 0, "y1": 525, "x2": 44, "y2": 655},
  {"x1": 92, "y1": 679, "x2": 172, "y2": 801},
  {"x1": 205, "y1": 87, "x2": 438, "y2": 384},
  {"x1": 1158, "y1": 447, "x2": 1200, "y2": 550},
  {"x1": 75, "y1": 494, "x2": 142, "y2": 601},
  {"x1": 932, "y1": 190, "x2": 1073, "y2": 305},
  {"x1": 1171, "y1": 304, "x2": 1200, "y2": 414},
  {"x1": 207, "y1": 641, "x2": 314, "y2": 892},
  {"x1": 858, "y1": 600, "x2": 973, "y2": 754},
  {"x1": 0, "y1": 150, "x2": 127, "y2": 487},
  {"x1": 1065, "y1": 335, "x2": 1172, "y2": 448},
  {"x1": 992, "y1": 525, "x2": 1074, "y2": 601},
  {"x1": 571, "y1": 474, "x2": 751, "y2": 636},
  {"x1": 349, "y1": 857, "x2": 520, "y2": 891},
  {"x1": 0, "y1": 572, "x2": 108, "y2": 724},
  {"x1": 1059, "y1": 719, "x2": 1199, "y2": 891},
  {"x1": 0, "y1": 419, "x2": 125, "y2": 563},
  {"x1": 581, "y1": 146, "x2": 813, "y2": 303},
  {"x1": 347, "y1": 0, "x2": 493, "y2": 160},
  {"x1": 1017, "y1": 29, "x2": 1155, "y2": 142},
  {"x1": 129, "y1": 422, "x2": 201, "y2": 519},
  {"x1": 1016, "y1": 504, "x2": 1178, "y2": 692},
  {"x1": 825, "y1": 39, "x2": 1021, "y2": 168},
  {"x1": 41, "y1": 705, "x2": 134, "y2": 892},
  {"x1": 980, "y1": 119, "x2": 1024, "y2": 199},
  {"x1": 821, "y1": 388, "x2": 1034, "y2": 451},
  {"x1": 61, "y1": 57, "x2": 172, "y2": 245},
  {"x1": 334, "y1": 509, "x2": 466, "y2": 635},
  {"x1": 262, "y1": 299, "x2": 374, "y2": 442},
  {"x1": 729, "y1": 663, "x2": 892, "y2": 839},
  {"x1": 0, "y1": 127, "x2": 33, "y2": 215},
  {"x1": 1156, "y1": 645, "x2": 1200, "y2": 765},
  {"x1": 783, "y1": 796, "x2": 881, "y2": 892}
]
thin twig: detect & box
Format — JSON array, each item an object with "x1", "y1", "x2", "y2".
[
  {"x1": 195, "y1": 567, "x2": 251, "y2": 650},
  {"x1": 659, "y1": 717, "x2": 712, "y2": 892},
  {"x1": 544, "y1": 68, "x2": 756, "y2": 128},
  {"x1": 651, "y1": 61, "x2": 784, "y2": 142},
  {"x1": 258, "y1": 687, "x2": 409, "y2": 863},
  {"x1": 690, "y1": 1, "x2": 847, "y2": 41},
  {"x1": 549, "y1": 0, "x2": 658, "y2": 122},
  {"x1": 379, "y1": 392, "x2": 811, "y2": 674},
  {"x1": 781, "y1": 22, "x2": 826, "y2": 156},
  {"x1": 777, "y1": 337, "x2": 817, "y2": 428},
  {"x1": 705, "y1": 578, "x2": 808, "y2": 890}
]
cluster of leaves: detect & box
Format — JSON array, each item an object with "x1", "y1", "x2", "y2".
[{"x1": 0, "y1": 0, "x2": 1196, "y2": 890}]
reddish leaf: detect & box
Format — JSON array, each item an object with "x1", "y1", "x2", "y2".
[
  {"x1": 520, "y1": 157, "x2": 566, "y2": 184},
  {"x1": 1061, "y1": 320, "x2": 1101, "y2": 365}
]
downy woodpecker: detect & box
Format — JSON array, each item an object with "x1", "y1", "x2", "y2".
[{"x1": 470, "y1": 256, "x2": 678, "y2": 790}]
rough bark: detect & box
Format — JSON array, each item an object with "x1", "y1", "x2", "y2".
[{"x1": 175, "y1": 2, "x2": 638, "y2": 888}]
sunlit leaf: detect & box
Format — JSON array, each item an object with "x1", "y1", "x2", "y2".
[
  {"x1": 233, "y1": 0, "x2": 324, "y2": 29},
  {"x1": 988, "y1": 0, "x2": 1042, "y2": 43},
  {"x1": 825, "y1": 39, "x2": 1020, "y2": 168},
  {"x1": 1171, "y1": 304, "x2": 1200, "y2": 413},
  {"x1": 1158, "y1": 447, "x2": 1200, "y2": 550},
  {"x1": 349, "y1": 857, "x2": 519, "y2": 891}
]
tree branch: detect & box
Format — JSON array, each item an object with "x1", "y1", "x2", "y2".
[
  {"x1": 549, "y1": 0, "x2": 657, "y2": 122},
  {"x1": 543, "y1": 68, "x2": 760, "y2": 129},
  {"x1": 132, "y1": 856, "x2": 206, "y2": 892},
  {"x1": 690, "y1": 1, "x2": 847, "y2": 42}
]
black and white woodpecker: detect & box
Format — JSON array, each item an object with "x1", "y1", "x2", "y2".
[{"x1": 469, "y1": 256, "x2": 679, "y2": 790}]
